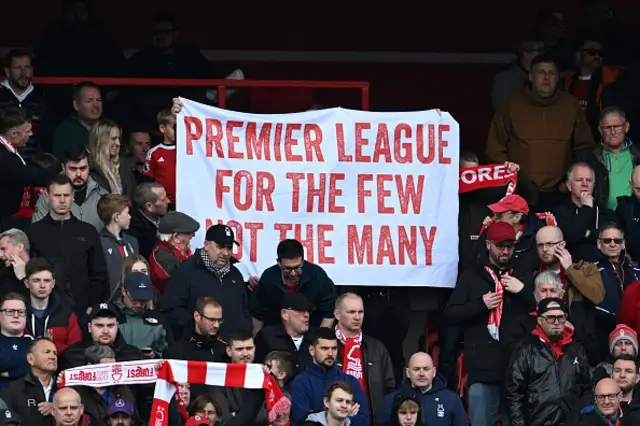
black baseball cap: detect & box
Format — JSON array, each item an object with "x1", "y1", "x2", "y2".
[
  {"x1": 123, "y1": 272, "x2": 154, "y2": 301},
  {"x1": 87, "y1": 303, "x2": 120, "y2": 322},
  {"x1": 537, "y1": 297, "x2": 567, "y2": 317},
  {"x1": 0, "y1": 410, "x2": 20, "y2": 426},
  {"x1": 280, "y1": 293, "x2": 314, "y2": 312},
  {"x1": 206, "y1": 224, "x2": 239, "y2": 246}
]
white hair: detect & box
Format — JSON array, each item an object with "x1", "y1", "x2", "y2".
[
  {"x1": 534, "y1": 271, "x2": 564, "y2": 297},
  {"x1": 0, "y1": 228, "x2": 30, "y2": 252}
]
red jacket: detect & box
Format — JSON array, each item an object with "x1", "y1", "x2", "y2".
[
  {"x1": 149, "y1": 240, "x2": 192, "y2": 296},
  {"x1": 619, "y1": 281, "x2": 640, "y2": 334},
  {"x1": 26, "y1": 292, "x2": 82, "y2": 353}
]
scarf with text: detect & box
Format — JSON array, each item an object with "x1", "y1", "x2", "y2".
[
  {"x1": 532, "y1": 323, "x2": 573, "y2": 359},
  {"x1": 459, "y1": 164, "x2": 518, "y2": 194},
  {"x1": 60, "y1": 359, "x2": 290, "y2": 426},
  {"x1": 485, "y1": 266, "x2": 505, "y2": 341},
  {"x1": 335, "y1": 326, "x2": 368, "y2": 397}
]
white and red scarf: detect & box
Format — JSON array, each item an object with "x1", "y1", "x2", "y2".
[
  {"x1": 335, "y1": 326, "x2": 368, "y2": 397},
  {"x1": 0, "y1": 136, "x2": 25, "y2": 165},
  {"x1": 484, "y1": 266, "x2": 505, "y2": 341},
  {"x1": 60, "y1": 359, "x2": 290, "y2": 426},
  {"x1": 459, "y1": 164, "x2": 518, "y2": 194}
]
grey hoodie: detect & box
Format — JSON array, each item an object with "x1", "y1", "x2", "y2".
[
  {"x1": 32, "y1": 176, "x2": 108, "y2": 230},
  {"x1": 306, "y1": 412, "x2": 352, "y2": 426}
]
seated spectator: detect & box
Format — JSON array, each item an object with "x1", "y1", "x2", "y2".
[
  {"x1": 611, "y1": 354, "x2": 640, "y2": 413},
  {"x1": 0, "y1": 293, "x2": 33, "y2": 388},
  {"x1": 162, "y1": 224, "x2": 251, "y2": 340},
  {"x1": 0, "y1": 410, "x2": 20, "y2": 426},
  {"x1": 23, "y1": 258, "x2": 81, "y2": 352},
  {"x1": 109, "y1": 254, "x2": 149, "y2": 301},
  {"x1": 72, "y1": 345, "x2": 137, "y2": 426},
  {"x1": 112, "y1": 272, "x2": 170, "y2": 358},
  {"x1": 382, "y1": 392, "x2": 423, "y2": 426},
  {"x1": 265, "y1": 351, "x2": 295, "y2": 390},
  {"x1": 290, "y1": 328, "x2": 370, "y2": 426},
  {"x1": 188, "y1": 395, "x2": 221, "y2": 426},
  {"x1": 270, "y1": 390, "x2": 292, "y2": 426},
  {"x1": 128, "y1": 183, "x2": 169, "y2": 259},
  {"x1": 304, "y1": 381, "x2": 359, "y2": 426},
  {"x1": 0, "y1": 229, "x2": 31, "y2": 297},
  {"x1": 88, "y1": 120, "x2": 124, "y2": 195},
  {"x1": 97, "y1": 195, "x2": 139, "y2": 292},
  {"x1": 378, "y1": 353, "x2": 466, "y2": 426},
  {"x1": 553, "y1": 162, "x2": 618, "y2": 260},
  {"x1": 252, "y1": 239, "x2": 336, "y2": 335},
  {"x1": 33, "y1": 147, "x2": 108, "y2": 231},
  {"x1": 149, "y1": 211, "x2": 199, "y2": 296},
  {"x1": 30, "y1": 175, "x2": 109, "y2": 316},
  {"x1": 13, "y1": 153, "x2": 57, "y2": 223},
  {"x1": 254, "y1": 292, "x2": 315, "y2": 373},
  {"x1": 0, "y1": 337, "x2": 58, "y2": 426},
  {"x1": 616, "y1": 165, "x2": 640, "y2": 260},
  {"x1": 491, "y1": 39, "x2": 543, "y2": 111},
  {"x1": 52, "y1": 82, "x2": 102, "y2": 160},
  {"x1": 575, "y1": 106, "x2": 640, "y2": 211},
  {"x1": 52, "y1": 388, "x2": 92, "y2": 426},
  {"x1": 106, "y1": 399, "x2": 137, "y2": 426},
  {"x1": 576, "y1": 378, "x2": 640, "y2": 425},
  {"x1": 593, "y1": 325, "x2": 638, "y2": 382},
  {"x1": 58, "y1": 303, "x2": 142, "y2": 370},
  {"x1": 143, "y1": 110, "x2": 176, "y2": 209},
  {"x1": 119, "y1": 126, "x2": 153, "y2": 193}
]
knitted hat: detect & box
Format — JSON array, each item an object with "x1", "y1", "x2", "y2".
[{"x1": 609, "y1": 324, "x2": 639, "y2": 355}]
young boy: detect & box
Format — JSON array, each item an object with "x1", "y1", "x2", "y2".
[{"x1": 144, "y1": 109, "x2": 176, "y2": 209}]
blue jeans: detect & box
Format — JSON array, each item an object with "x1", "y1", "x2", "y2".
[{"x1": 469, "y1": 383, "x2": 509, "y2": 426}]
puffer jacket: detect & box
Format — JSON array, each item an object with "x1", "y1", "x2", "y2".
[
  {"x1": 505, "y1": 332, "x2": 591, "y2": 426},
  {"x1": 113, "y1": 298, "x2": 170, "y2": 357}
]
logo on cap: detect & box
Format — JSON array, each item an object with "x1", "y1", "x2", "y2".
[
  {"x1": 139, "y1": 283, "x2": 147, "y2": 288},
  {"x1": 547, "y1": 301, "x2": 561, "y2": 309},
  {"x1": 621, "y1": 330, "x2": 626, "y2": 336},
  {"x1": 225, "y1": 227, "x2": 231, "y2": 236},
  {"x1": 100, "y1": 303, "x2": 108, "y2": 310},
  {"x1": 115, "y1": 400, "x2": 125, "y2": 408},
  {"x1": 5, "y1": 411, "x2": 10, "y2": 418}
]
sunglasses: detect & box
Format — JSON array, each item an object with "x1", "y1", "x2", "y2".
[{"x1": 600, "y1": 238, "x2": 624, "y2": 245}]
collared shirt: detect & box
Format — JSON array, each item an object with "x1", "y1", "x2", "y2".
[
  {"x1": 604, "y1": 143, "x2": 633, "y2": 210},
  {"x1": 39, "y1": 377, "x2": 53, "y2": 401}
]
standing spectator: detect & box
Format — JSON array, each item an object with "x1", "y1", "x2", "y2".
[
  {"x1": 485, "y1": 54, "x2": 594, "y2": 211},
  {"x1": 616, "y1": 165, "x2": 640, "y2": 260},
  {"x1": 88, "y1": 120, "x2": 124, "y2": 195},
  {"x1": 97, "y1": 194, "x2": 139, "y2": 292},
  {"x1": 32, "y1": 147, "x2": 108, "y2": 231},
  {"x1": 51, "y1": 388, "x2": 91, "y2": 426},
  {"x1": 0, "y1": 293, "x2": 33, "y2": 389},
  {"x1": 592, "y1": 324, "x2": 638, "y2": 382},
  {"x1": 23, "y1": 258, "x2": 82, "y2": 353},
  {"x1": 252, "y1": 239, "x2": 336, "y2": 335},
  {"x1": 144, "y1": 110, "x2": 176, "y2": 209},
  {"x1": 119, "y1": 126, "x2": 153, "y2": 193},
  {"x1": 0, "y1": 229, "x2": 31, "y2": 297},
  {"x1": 506, "y1": 298, "x2": 591, "y2": 426},
  {"x1": 0, "y1": 49, "x2": 51, "y2": 159},
  {"x1": 533, "y1": 9, "x2": 570, "y2": 71},
  {"x1": 491, "y1": 40, "x2": 543, "y2": 111},
  {"x1": 0, "y1": 337, "x2": 58, "y2": 426},
  {"x1": 52, "y1": 82, "x2": 102, "y2": 160},
  {"x1": 0, "y1": 107, "x2": 59, "y2": 225},
  {"x1": 30, "y1": 175, "x2": 109, "y2": 315},
  {"x1": 149, "y1": 211, "x2": 199, "y2": 297},
  {"x1": 128, "y1": 183, "x2": 169, "y2": 259},
  {"x1": 162, "y1": 224, "x2": 251, "y2": 340}
]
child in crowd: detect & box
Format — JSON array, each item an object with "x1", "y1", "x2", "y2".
[{"x1": 144, "y1": 109, "x2": 176, "y2": 209}]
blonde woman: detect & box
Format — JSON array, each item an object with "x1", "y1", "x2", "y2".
[{"x1": 89, "y1": 119, "x2": 124, "y2": 194}]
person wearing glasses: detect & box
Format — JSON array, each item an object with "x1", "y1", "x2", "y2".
[
  {"x1": 576, "y1": 377, "x2": 640, "y2": 425},
  {"x1": 575, "y1": 106, "x2": 640, "y2": 212},
  {"x1": 0, "y1": 292, "x2": 33, "y2": 389},
  {"x1": 506, "y1": 297, "x2": 591, "y2": 426}
]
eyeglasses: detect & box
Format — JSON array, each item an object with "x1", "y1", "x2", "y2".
[
  {"x1": 0, "y1": 309, "x2": 27, "y2": 317},
  {"x1": 536, "y1": 241, "x2": 562, "y2": 249},
  {"x1": 595, "y1": 392, "x2": 621, "y2": 402},
  {"x1": 197, "y1": 312, "x2": 224, "y2": 324},
  {"x1": 540, "y1": 315, "x2": 567, "y2": 324},
  {"x1": 582, "y1": 48, "x2": 602, "y2": 56},
  {"x1": 599, "y1": 123, "x2": 626, "y2": 133},
  {"x1": 490, "y1": 241, "x2": 515, "y2": 250},
  {"x1": 281, "y1": 264, "x2": 303, "y2": 274},
  {"x1": 600, "y1": 238, "x2": 624, "y2": 245}
]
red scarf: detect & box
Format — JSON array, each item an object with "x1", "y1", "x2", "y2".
[
  {"x1": 532, "y1": 323, "x2": 573, "y2": 359},
  {"x1": 335, "y1": 326, "x2": 368, "y2": 397},
  {"x1": 459, "y1": 164, "x2": 518, "y2": 193},
  {"x1": 484, "y1": 266, "x2": 505, "y2": 341}
]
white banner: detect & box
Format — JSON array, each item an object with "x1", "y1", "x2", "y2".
[{"x1": 177, "y1": 99, "x2": 460, "y2": 288}]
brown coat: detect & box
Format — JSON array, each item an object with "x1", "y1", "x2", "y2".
[
  {"x1": 485, "y1": 85, "x2": 594, "y2": 191},
  {"x1": 565, "y1": 260, "x2": 605, "y2": 305}
]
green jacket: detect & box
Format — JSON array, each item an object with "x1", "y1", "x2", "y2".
[
  {"x1": 52, "y1": 115, "x2": 90, "y2": 160},
  {"x1": 114, "y1": 299, "x2": 170, "y2": 357}
]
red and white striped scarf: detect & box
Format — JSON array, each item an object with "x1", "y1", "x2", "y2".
[
  {"x1": 60, "y1": 359, "x2": 290, "y2": 426},
  {"x1": 484, "y1": 266, "x2": 504, "y2": 341}
]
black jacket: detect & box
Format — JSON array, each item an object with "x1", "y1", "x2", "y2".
[
  {"x1": 128, "y1": 208, "x2": 158, "y2": 260},
  {"x1": 29, "y1": 214, "x2": 109, "y2": 315},
  {"x1": 58, "y1": 332, "x2": 143, "y2": 371},
  {"x1": 553, "y1": 197, "x2": 618, "y2": 261},
  {"x1": 0, "y1": 370, "x2": 57, "y2": 426},
  {"x1": 211, "y1": 386, "x2": 265, "y2": 426},
  {"x1": 0, "y1": 266, "x2": 29, "y2": 299},
  {"x1": 74, "y1": 384, "x2": 137, "y2": 426},
  {"x1": 616, "y1": 195, "x2": 640, "y2": 260},
  {"x1": 254, "y1": 323, "x2": 314, "y2": 375},
  {"x1": 336, "y1": 334, "x2": 395, "y2": 423},
  {"x1": 505, "y1": 334, "x2": 591, "y2": 426},
  {"x1": 251, "y1": 261, "x2": 336, "y2": 328},
  {"x1": 445, "y1": 263, "x2": 535, "y2": 384},
  {"x1": 161, "y1": 250, "x2": 251, "y2": 340}
]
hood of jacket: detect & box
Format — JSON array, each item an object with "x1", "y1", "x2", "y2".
[
  {"x1": 521, "y1": 83, "x2": 562, "y2": 107},
  {"x1": 306, "y1": 411, "x2": 351, "y2": 426},
  {"x1": 399, "y1": 373, "x2": 448, "y2": 395}
]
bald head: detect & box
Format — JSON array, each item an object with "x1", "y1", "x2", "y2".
[
  {"x1": 409, "y1": 352, "x2": 433, "y2": 368},
  {"x1": 53, "y1": 387, "x2": 84, "y2": 426},
  {"x1": 334, "y1": 293, "x2": 364, "y2": 334},
  {"x1": 536, "y1": 226, "x2": 564, "y2": 244},
  {"x1": 335, "y1": 293, "x2": 362, "y2": 311},
  {"x1": 406, "y1": 352, "x2": 436, "y2": 392},
  {"x1": 596, "y1": 378, "x2": 620, "y2": 394},
  {"x1": 54, "y1": 388, "x2": 81, "y2": 405}
]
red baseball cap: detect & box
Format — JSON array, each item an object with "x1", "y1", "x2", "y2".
[
  {"x1": 488, "y1": 194, "x2": 529, "y2": 215},
  {"x1": 185, "y1": 416, "x2": 209, "y2": 426},
  {"x1": 486, "y1": 222, "x2": 517, "y2": 243}
]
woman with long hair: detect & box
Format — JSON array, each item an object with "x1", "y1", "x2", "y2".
[
  {"x1": 89, "y1": 119, "x2": 123, "y2": 194},
  {"x1": 189, "y1": 395, "x2": 222, "y2": 426},
  {"x1": 110, "y1": 254, "x2": 150, "y2": 302}
]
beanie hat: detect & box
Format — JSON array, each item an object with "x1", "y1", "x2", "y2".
[{"x1": 609, "y1": 324, "x2": 639, "y2": 355}]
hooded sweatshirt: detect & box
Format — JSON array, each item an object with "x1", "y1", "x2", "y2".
[
  {"x1": 0, "y1": 334, "x2": 34, "y2": 389},
  {"x1": 114, "y1": 299, "x2": 168, "y2": 356},
  {"x1": 306, "y1": 411, "x2": 352, "y2": 426}
]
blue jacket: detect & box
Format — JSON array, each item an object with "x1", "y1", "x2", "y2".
[
  {"x1": 290, "y1": 362, "x2": 370, "y2": 426},
  {"x1": 379, "y1": 375, "x2": 468, "y2": 426},
  {"x1": 0, "y1": 334, "x2": 34, "y2": 389},
  {"x1": 594, "y1": 256, "x2": 640, "y2": 316}
]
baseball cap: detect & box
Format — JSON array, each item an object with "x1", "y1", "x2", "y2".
[
  {"x1": 87, "y1": 303, "x2": 120, "y2": 322},
  {"x1": 107, "y1": 399, "x2": 135, "y2": 417},
  {"x1": 280, "y1": 293, "x2": 314, "y2": 312},
  {"x1": 486, "y1": 222, "x2": 517, "y2": 244},
  {"x1": 488, "y1": 194, "x2": 530, "y2": 215},
  {"x1": 185, "y1": 416, "x2": 209, "y2": 426},
  {"x1": 0, "y1": 410, "x2": 20, "y2": 426},
  {"x1": 123, "y1": 272, "x2": 154, "y2": 301},
  {"x1": 206, "y1": 224, "x2": 239, "y2": 246},
  {"x1": 537, "y1": 298, "x2": 567, "y2": 317}
]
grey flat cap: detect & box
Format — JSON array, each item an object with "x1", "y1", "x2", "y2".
[{"x1": 158, "y1": 211, "x2": 200, "y2": 234}]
